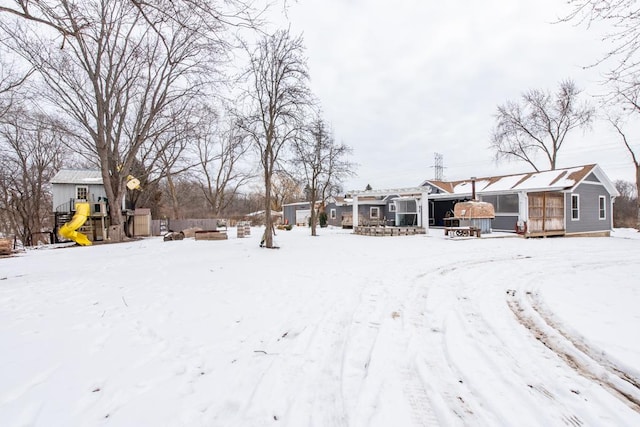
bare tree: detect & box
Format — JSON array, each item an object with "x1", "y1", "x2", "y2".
[
  {"x1": 608, "y1": 107, "x2": 640, "y2": 229},
  {"x1": 196, "y1": 116, "x2": 253, "y2": 217},
  {"x1": 491, "y1": 79, "x2": 595, "y2": 171},
  {"x1": 563, "y1": 1, "x2": 640, "y2": 86},
  {"x1": 0, "y1": 0, "x2": 257, "y2": 240},
  {"x1": 0, "y1": 108, "x2": 68, "y2": 245},
  {"x1": 159, "y1": 174, "x2": 201, "y2": 219},
  {"x1": 0, "y1": 53, "x2": 34, "y2": 120},
  {"x1": 294, "y1": 117, "x2": 354, "y2": 236},
  {"x1": 238, "y1": 29, "x2": 312, "y2": 248},
  {"x1": 123, "y1": 101, "x2": 206, "y2": 220},
  {"x1": 613, "y1": 179, "x2": 638, "y2": 227},
  {"x1": 271, "y1": 170, "x2": 304, "y2": 212},
  {"x1": 563, "y1": 2, "x2": 640, "y2": 229}
]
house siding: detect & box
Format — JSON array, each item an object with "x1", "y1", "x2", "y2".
[
  {"x1": 492, "y1": 215, "x2": 518, "y2": 232},
  {"x1": 565, "y1": 182, "x2": 611, "y2": 234},
  {"x1": 52, "y1": 183, "x2": 107, "y2": 212},
  {"x1": 584, "y1": 172, "x2": 599, "y2": 182},
  {"x1": 324, "y1": 202, "x2": 351, "y2": 227}
]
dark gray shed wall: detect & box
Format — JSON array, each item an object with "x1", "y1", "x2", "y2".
[
  {"x1": 565, "y1": 182, "x2": 612, "y2": 233},
  {"x1": 283, "y1": 203, "x2": 310, "y2": 226}
]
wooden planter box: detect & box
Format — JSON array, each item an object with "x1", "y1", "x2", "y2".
[
  {"x1": 195, "y1": 230, "x2": 228, "y2": 241},
  {"x1": 0, "y1": 237, "x2": 13, "y2": 256}
]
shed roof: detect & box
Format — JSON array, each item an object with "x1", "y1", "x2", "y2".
[{"x1": 51, "y1": 169, "x2": 103, "y2": 185}]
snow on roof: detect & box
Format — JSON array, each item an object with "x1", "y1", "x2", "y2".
[
  {"x1": 247, "y1": 210, "x2": 282, "y2": 217},
  {"x1": 51, "y1": 169, "x2": 103, "y2": 185},
  {"x1": 429, "y1": 165, "x2": 599, "y2": 195},
  {"x1": 351, "y1": 186, "x2": 431, "y2": 196}
]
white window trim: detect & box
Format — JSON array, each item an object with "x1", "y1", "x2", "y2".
[
  {"x1": 330, "y1": 208, "x2": 336, "y2": 220},
  {"x1": 76, "y1": 185, "x2": 89, "y2": 201},
  {"x1": 370, "y1": 207, "x2": 380, "y2": 219},
  {"x1": 571, "y1": 194, "x2": 580, "y2": 221},
  {"x1": 598, "y1": 195, "x2": 606, "y2": 220},
  {"x1": 389, "y1": 203, "x2": 396, "y2": 212}
]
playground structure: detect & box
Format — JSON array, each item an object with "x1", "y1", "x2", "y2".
[
  {"x1": 58, "y1": 202, "x2": 93, "y2": 246},
  {"x1": 51, "y1": 170, "x2": 155, "y2": 245},
  {"x1": 55, "y1": 200, "x2": 109, "y2": 245}
]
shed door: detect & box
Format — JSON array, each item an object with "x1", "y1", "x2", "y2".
[
  {"x1": 395, "y1": 199, "x2": 418, "y2": 226},
  {"x1": 528, "y1": 192, "x2": 564, "y2": 233},
  {"x1": 296, "y1": 209, "x2": 310, "y2": 225}
]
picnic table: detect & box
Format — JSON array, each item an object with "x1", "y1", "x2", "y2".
[{"x1": 444, "y1": 226, "x2": 481, "y2": 238}]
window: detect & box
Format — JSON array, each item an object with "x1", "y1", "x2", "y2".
[
  {"x1": 76, "y1": 185, "x2": 88, "y2": 200},
  {"x1": 571, "y1": 194, "x2": 579, "y2": 220},
  {"x1": 395, "y1": 199, "x2": 418, "y2": 226},
  {"x1": 389, "y1": 203, "x2": 396, "y2": 212},
  {"x1": 499, "y1": 194, "x2": 519, "y2": 213},
  {"x1": 599, "y1": 196, "x2": 606, "y2": 220},
  {"x1": 330, "y1": 209, "x2": 336, "y2": 220},
  {"x1": 481, "y1": 194, "x2": 518, "y2": 214},
  {"x1": 370, "y1": 207, "x2": 380, "y2": 219}
]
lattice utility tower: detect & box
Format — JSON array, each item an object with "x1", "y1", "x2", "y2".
[{"x1": 432, "y1": 152, "x2": 445, "y2": 180}]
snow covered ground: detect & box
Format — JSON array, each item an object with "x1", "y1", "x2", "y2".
[{"x1": 1, "y1": 226, "x2": 639, "y2": 426}]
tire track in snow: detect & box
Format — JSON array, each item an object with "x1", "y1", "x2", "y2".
[
  {"x1": 411, "y1": 255, "x2": 607, "y2": 426},
  {"x1": 340, "y1": 284, "x2": 392, "y2": 424},
  {"x1": 508, "y1": 290, "x2": 640, "y2": 413},
  {"x1": 447, "y1": 286, "x2": 588, "y2": 426},
  {"x1": 401, "y1": 268, "x2": 485, "y2": 426},
  {"x1": 340, "y1": 276, "x2": 441, "y2": 426},
  {"x1": 527, "y1": 291, "x2": 640, "y2": 390},
  {"x1": 394, "y1": 274, "x2": 440, "y2": 426}
]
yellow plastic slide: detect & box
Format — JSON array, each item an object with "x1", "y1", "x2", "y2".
[{"x1": 59, "y1": 202, "x2": 92, "y2": 246}]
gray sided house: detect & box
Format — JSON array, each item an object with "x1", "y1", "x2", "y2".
[
  {"x1": 283, "y1": 191, "x2": 428, "y2": 229},
  {"x1": 283, "y1": 196, "x2": 390, "y2": 228},
  {"x1": 422, "y1": 164, "x2": 619, "y2": 237}
]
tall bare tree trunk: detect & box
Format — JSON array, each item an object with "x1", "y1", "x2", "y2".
[
  {"x1": 263, "y1": 153, "x2": 274, "y2": 248},
  {"x1": 240, "y1": 29, "x2": 311, "y2": 249}
]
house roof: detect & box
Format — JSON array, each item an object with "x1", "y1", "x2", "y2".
[
  {"x1": 51, "y1": 169, "x2": 103, "y2": 185},
  {"x1": 351, "y1": 187, "x2": 431, "y2": 197},
  {"x1": 422, "y1": 164, "x2": 619, "y2": 197}
]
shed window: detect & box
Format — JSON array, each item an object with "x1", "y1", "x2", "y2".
[
  {"x1": 330, "y1": 209, "x2": 336, "y2": 220},
  {"x1": 571, "y1": 194, "x2": 580, "y2": 220},
  {"x1": 76, "y1": 185, "x2": 88, "y2": 200},
  {"x1": 599, "y1": 196, "x2": 606, "y2": 220},
  {"x1": 389, "y1": 203, "x2": 396, "y2": 212},
  {"x1": 370, "y1": 207, "x2": 380, "y2": 219}
]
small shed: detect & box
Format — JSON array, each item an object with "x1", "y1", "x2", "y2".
[
  {"x1": 453, "y1": 201, "x2": 495, "y2": 234},
  {"x1": 133, "y1": 208, "x2": 152, "y2": 237}
]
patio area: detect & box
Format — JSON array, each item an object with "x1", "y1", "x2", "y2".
[{"x1": 353, "y1": 225, "x2": 427, "y2": 236}]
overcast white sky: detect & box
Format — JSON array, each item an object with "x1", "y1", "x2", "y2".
[{"x1": 267, "y1": 0, "x2": 638, "y2": 191}]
